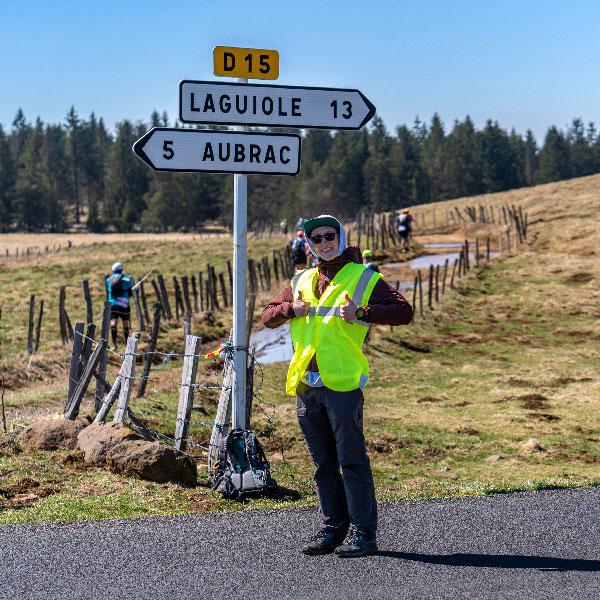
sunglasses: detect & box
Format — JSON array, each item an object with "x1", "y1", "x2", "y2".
[{"x1": 310, "y1": 232, "x2": 337, "y2": 244}]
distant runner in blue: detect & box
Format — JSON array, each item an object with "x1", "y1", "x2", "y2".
[{"x1": 105, "y1": 262, "x2": 133, "y2": 349}]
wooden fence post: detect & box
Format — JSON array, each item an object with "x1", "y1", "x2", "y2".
[
  {"x1": 435, "y1": 265, "x2": 440, "y2": 303},
  {"x1": 442, "y1": 259, "x2": 449, "y2": 295},
  {"x1": 95, "y1": 302, "x2": 111, "y2": 412},
  {"x1": 417, "y1": 270, "x2": 424, "y2": 317},
  {"x1": 208, "y1": 356, "x2": 233, "y2": 474},
  {"x1": 113, "y1": 332, "x2": 141, "y2": 422},
  {"x1": 65, "y1": 340, "x2": 106, "y2": 420},
  {"x1": 464, "y1": 240, "x2": 470, "y2": 271},
  {"x1": 172, "y1": 276, "x2": 184, "y2": 321},
  {"x1": 428, "y1": 265, "x2": 434, "y2": 309},
  {"x1": 245, "y1": 292, "x2": 256, "y2": 349},
  {"x1": 140, "y1": 280, "x2": 150, "y2": 323},
  {"x1": 157, "y1": 274, "x2": 173, "y2": 320},
  {"x1": 59, "y1": 286, "x2": 67, "y2": 345},
  {"x1": 227, "y1": 260, "x2": 234, "y2": 305},
  {"x1": 66, "y1": 322, "x2": 85, "y2": 409},
  {"x1": 82, "y1": 279, "x2": 93, "y2": 325},
  {"x1": 94, "y1": 378, "x2": 122, "y2": 423},
  {"x1": 137, "y1": 303, "x2": 162, "y2": 398},
  {"x1": 174, "y1": 335, "x2": 202, "y2": 452},
  {"x1": 181, "y1": 276, "x2": 193, "y2": 315},
  {"x1": 183, "y1": 311, "x2": 192, "y2": 337},
  {"x1": 486, "y1": 236, "x2": 491, "y2": 260},
  {"x1": 34, "y1": 299, "x2": 44, "y2": 352},
  {"x1": 218, "y1": 272, "x2": 229, "y2": 308},
  {"x1": 198, "y1": 272, "x2": 205, "y2": 311},
  {"x1": 133, "y1": 283, "x2": 145, "y2": 332},
  {"x1": 27, "y1": 294, "x2": 35, "y2": 355},
  {"x1": 411, "y1": 277, "x2": 418, "y2": 318},
  {"x1": 191, "y1": 275, "x2": 199, "y2": 312},
  {"x1": 475, "y1": 238, "x2": 480, "y2": 268},
  {"x1": 450, "y1": 258, "x2": 458, "y2": 289}
]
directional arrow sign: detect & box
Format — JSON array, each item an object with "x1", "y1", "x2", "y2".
[
  {"x1": 132, "y1": 128, "x2": 301, "y2": 175},
  {"x1": 179, "y1": 80, "x2": 376, "y2": 130}
]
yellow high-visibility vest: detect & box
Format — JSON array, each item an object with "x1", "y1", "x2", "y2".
[{"x1": 286, "y1": 262, "x2": 382, "y2": 395}]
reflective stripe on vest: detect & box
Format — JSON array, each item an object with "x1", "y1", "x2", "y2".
[{"x1": 286, "y1": 262, "x2": 382, "y2": 395}]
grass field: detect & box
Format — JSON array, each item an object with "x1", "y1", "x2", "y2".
[{"x1": 1, "y1": 174, "x2": 599, "y2": 524}]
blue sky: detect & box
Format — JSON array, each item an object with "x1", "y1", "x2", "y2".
[{"x1": 1, "y1": 0, "x2": 599, "y2": 141}]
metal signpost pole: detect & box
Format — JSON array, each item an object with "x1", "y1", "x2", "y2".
[{"x1": 232, "y1": 77, "x2": 248, "y2": 430}]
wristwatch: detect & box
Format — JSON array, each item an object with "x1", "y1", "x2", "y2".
[{"x1": 355, "y1": 306, "x2": 366, "y2": 320}]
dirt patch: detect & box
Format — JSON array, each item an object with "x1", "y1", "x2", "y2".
[
  {"x1": 494, "y1": 393, "x2": 550, "y2": 410},
  {"x1": 456, "y1": 427, "x2": 479, "y2": 436},
  {"x1": 519, "y1": 394, "x2": 551, "y2": 410},
  {"x1": 506, "y1": 377, "x2": 534, "y2": 388},
  {"x1": 0, "y1": 477, "x2": 59, "y2": 508},
  {"x1": 552, "y1": 376, "x2": 593, "y2": 386},
  {"x1": 454, "y1": 401, "x2": 471, "y2": 407},
  {"x1": 368, "y1": 433, "x2": 398, "y2": 454},
  {"x1": 417, "y1": 396, "x2": 443, "y2": 404},
  {"x1": 529, "y1": 412, "x2": 561, "y2": 422},
  {"x1": 564, "y1": 272, "x2": 594, "y2": 284}
]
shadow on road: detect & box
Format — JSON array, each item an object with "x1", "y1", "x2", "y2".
[{"x1": 376, "y1": 552, "x2": 600, "y2": 572}]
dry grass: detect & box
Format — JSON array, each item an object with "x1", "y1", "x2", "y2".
[{"x1": 1, "y1": 174, "x2": 600, "y2": 523}]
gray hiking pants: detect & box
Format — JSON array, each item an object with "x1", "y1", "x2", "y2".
[{"x1": 296, "y1": 382, "x2": 378, "y2": 533}]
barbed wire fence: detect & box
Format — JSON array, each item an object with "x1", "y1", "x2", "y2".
[{"x1": 61, "y1": 322, "x2": 280, "y2": 477}]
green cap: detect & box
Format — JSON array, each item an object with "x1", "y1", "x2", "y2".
[
  {"x1": 303, "y1": 215, "x2": 341, "y2": 237},
  {"x1": 362, "y1": 249, "x2": 373, "y2": 258}
]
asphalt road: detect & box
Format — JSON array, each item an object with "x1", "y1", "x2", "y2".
[{"x1": 2, "y1": 488, "x2": 600, "y2": 600}]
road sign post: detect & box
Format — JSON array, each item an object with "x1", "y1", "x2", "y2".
[
  {"x1": 132, "y1": 46, "x2": 375, "y2": 439},
  {"x1": 232, "y1": 77, "x2": 248, "y2": 431}
]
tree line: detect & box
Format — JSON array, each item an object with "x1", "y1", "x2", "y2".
[{"x1": 0, "y1": 107, "x2": 598, "y2": 233}]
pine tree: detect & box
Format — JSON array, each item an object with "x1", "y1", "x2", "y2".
[
  {"x1": 420, "y1": 113, "x2": 447, "y2": 201},
  {"x1": 103, "y1": 120, "x2": 149, "y2": 231},
  {"x1": 537, "y1": 126, "x2": 571, "y2": 183},
  {"x1": 14, "y1": 118, "x2": 48, "y2": 230},
  {"x1": 444, "y1": 116, "x2": 483, "y2": 198},
  {"x1": 0, "y1": 125, "x2": 16, "y2": 230},
  {"x1": 42, "y1": 124, "x2": 70, "y2": 231}
]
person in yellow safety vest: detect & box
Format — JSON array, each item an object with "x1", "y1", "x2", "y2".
[{"x1": 261, "y1": 215, "x2": 413, "y2": 558}]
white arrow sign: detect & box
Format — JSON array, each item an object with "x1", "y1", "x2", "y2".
[
  {"x1": 179, "y1": 80, "x2": 376, "y2": 130},
  {"x1": 132, "y1": 128, "x2": 301, "y2": 175}
]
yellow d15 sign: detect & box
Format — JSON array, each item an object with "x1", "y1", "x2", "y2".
[{"x1": 213, "y1": 46, "x2": 279, "y2": 80}]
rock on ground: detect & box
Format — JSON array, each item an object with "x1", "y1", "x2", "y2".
[
  {"x1": 77, "y1": 422, "x2": 196, "y2": 487},
  {"x1": 521, "y1": 438, "x2": 545, "y2": 453},
  {"x1": 106, "y1": 440, "x2": 197, "y2": 487},
  {"x1": 77, "y1": 421, "x2": 141, "y2": 465},
  {"x1": 17, "y1": 416, "x2": 89, "y2": 450}
]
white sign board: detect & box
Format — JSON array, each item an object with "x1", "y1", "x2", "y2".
[
  {"x1": 179, "y1": 80, "x2": 376, "y2": 130},
  {"x1": 132, "y1": 128, "x2": 301, "y2": 175}
]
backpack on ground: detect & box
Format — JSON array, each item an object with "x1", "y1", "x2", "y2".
[{"x1": 212, "y1": 429, "x2": 276, "y2": 499}]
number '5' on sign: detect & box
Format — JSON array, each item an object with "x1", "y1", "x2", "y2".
[{"x1": 213, "y1": 46, "x2": 279, "y2": 80}]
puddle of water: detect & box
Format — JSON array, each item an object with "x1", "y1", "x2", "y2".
[
  {"x1": 250, "y1": 322, "x2": 293, "y2": 364},
  {"x1": 423, "y1": 242, "x2": 464, "y2": 249},
  {"x1": 410, "y1": 252, "x2": 499, "y2": 269}
]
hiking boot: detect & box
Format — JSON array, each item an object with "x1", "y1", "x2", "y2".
[
  {"x1": 335, "y1": 527, "x2": 378, "y2": 558},
  {"x1": 302, "y1": 528, "x2": 347, "y2": 555}
]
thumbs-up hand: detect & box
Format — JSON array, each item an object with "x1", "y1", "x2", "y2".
[
  {"x1": 340, "y1": 293, "x2": 358, "y2": 322},
  {"x1": 292, "y1": 290, "x2": 310, "y2": 317}
]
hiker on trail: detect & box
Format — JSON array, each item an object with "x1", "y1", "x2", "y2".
[
  {"x1": 105, "y1": 262, "x2": 133, "y2": 348},
  {"x1": 290, "y1": 230, "x2": 307, "y2": 271},
  {"x1": 362, "y1": 249, "x2": 379, "y2": 273},
  {"x1": 395, "y1": 208, "x2": 413, "y2": 252},
  {"x1": 262, "y1": 214, "x2": 413, "y2": 558}
]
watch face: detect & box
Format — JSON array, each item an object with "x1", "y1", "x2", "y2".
[{"x1": 356, "y1": 308, "x2": 365, "y2": 319}]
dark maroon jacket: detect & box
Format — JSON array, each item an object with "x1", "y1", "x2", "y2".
[{"x1": 261, "y1": 246, "x2": 413, "y2": 329}]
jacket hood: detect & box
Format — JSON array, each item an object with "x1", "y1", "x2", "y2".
[{"x1": 304, "y1": 214, "x2": 347, "y2": 260}]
